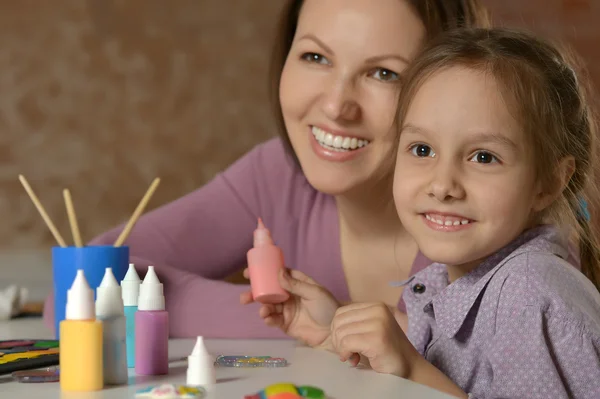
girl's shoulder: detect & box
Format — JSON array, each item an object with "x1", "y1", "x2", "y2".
[{"x1": 492, "y1": 244, "x2": 600, "y2": 337}]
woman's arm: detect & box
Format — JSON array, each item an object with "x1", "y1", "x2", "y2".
[{"x1": 44, "y1": 139, "x2": 298, "y2": 338}]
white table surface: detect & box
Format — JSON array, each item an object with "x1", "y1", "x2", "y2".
[{"x1": 0, "y1": 318, "x2": 456, "y2": 399}]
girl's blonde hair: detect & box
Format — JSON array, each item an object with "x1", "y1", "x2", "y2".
[{"x1": 396, "y1": 27, "x2": 600, "y2": 290}]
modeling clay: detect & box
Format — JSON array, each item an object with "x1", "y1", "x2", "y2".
[
  {"x1": 214, "y1": 355, "x2": 287, "y2": 367},
  {"x1": 245, "y1": 383, "x2": 325, "y2": 399},
  {"x1": 12, "y1": 366, "x2": 60, "y2": 383},
  {"x1": 135, "y1": 384, "x2": 206, "y2": 398}
]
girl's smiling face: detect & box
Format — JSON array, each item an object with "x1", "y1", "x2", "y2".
[
  {"x1": 279, "y1": 0, "x2": 425, "y2": 196},
  {"x1": 393, "y1": 66, "x2": 547, "y2": 272}
]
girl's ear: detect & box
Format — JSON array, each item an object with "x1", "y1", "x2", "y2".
[{"x1": 532, "y1": 156, "x2": 576, "y2": 212}]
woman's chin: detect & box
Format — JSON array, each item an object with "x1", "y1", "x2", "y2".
[{"x1": 301, "y1": 167, "x2": 368, "y2": 196}]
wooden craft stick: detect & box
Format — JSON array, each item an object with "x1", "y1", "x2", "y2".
[
  {"x1": 18, "y1": 174, "x2": 67, "y2": 247},
  {"x1": 63, "y1": 189, "x2": 83, "y2": 247},
  {"x1": 114, "y1": 177, "x2": 161, "y2": 247}
]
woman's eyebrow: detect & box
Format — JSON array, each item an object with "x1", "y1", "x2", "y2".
[
  {"x1": 365, "y1": 54, "x2": 410, "y2": 65},
  {"x1": 297, "y1": 33, "x2": 334, "y2": 55}
]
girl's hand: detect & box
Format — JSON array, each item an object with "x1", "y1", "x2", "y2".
[
  {"x1": 329, "y1": 302, "x2": 420, "y2": 378},
  {"x1": 240, "y1": 268, "x2": 340, "y2": 348}
]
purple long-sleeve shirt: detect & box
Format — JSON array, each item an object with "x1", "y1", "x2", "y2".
[
  {"x1": 43, "y1": 138, "x2": 430, "y2": 338},
  {"x1": 402, "y1": 225, "x2": 600, "y2": 398}
]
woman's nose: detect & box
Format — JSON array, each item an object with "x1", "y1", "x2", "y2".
[{"x1": 321, "y1": 78, "x2": 361, "y2": 122}]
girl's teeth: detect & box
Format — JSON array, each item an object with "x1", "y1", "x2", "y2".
[
  {"x1": 311, "y1": 126, "x2": 370, "y2": 152},
  {"x1": 424, "y1": 214, "x2": 470, "y2": 226}
]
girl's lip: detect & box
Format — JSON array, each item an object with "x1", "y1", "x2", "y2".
[
  {"x1": 421, "y1": 211, "x2": 472, "y2": 220},
  {"x1": 308, "y1": 127, "x2": 369, "y2": 162},
  {"x1": 421, "y1": 213, "x2": 475, "y2": 232}
]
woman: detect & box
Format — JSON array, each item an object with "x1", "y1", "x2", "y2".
[{"x1": 44, "y1": 0, "x2": 491, "y2": 338}]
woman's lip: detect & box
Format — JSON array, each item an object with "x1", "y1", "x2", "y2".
[
  {"x1": 308, "y1": 127, "x2": 368, "y2": 162},
  {"x1": 312, "y1": 124, "x2": 370, "y2": 141}
]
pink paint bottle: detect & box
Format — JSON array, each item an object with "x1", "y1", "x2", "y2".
[
  {"x1": 135, "y1": 266, "x2": 169, "y2": 375},
  {"x1": 247, "y1": 218, "x2": 289, "y2": 304}
]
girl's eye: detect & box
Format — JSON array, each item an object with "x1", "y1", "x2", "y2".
[
  {"x1": 370, "y1": 68, "x2": 399, "y2": 82},
  {"x1": 469, "y1": 151, "x2": 498, "y2": 164},
  {"x1": 300, "y1": 52, "x2": 330, "y2": 65},
  {"x1": 410, "y1": 144, "x2": 435, "y2": 158}
]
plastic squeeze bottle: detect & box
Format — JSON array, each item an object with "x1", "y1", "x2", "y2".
[
  {"x1": 135, "y1": 266, "x2": 169, "y2": 375},
  {"x1": 247, "y1": 218, "x2": 289, "y2": 303},
  {"x1": 59, "y1": 269, "x2": 103, "y2": 391},
  {"x1": 96, "y1": 268, "x2": 128, "y2": 385},
  {"x1": 121, "y1": 263, "x2": 141, "y2": 368},
  {"x1": 186, "y1": 336, "x2": 216, "y2": 390}
]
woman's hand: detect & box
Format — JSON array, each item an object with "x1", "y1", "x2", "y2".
[
  {"x1": 329, "y1": 302, "x2": 419, "y2": 377},
  {"x1": 240, "y1": 268, "x2": 340, "y2": 348}
]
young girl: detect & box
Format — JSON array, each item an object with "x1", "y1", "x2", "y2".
[{"x1": 258, "y1": 28, "x2": 600, "y2": 398}]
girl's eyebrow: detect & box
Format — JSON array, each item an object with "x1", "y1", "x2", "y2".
[
  {"x1": 401, "y1": 124, "x2": 518, "y2": 149},
  {"x1": 468, "y1": 132, "x2": 518, "y2": 150}
]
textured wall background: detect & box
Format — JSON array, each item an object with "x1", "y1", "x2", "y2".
[{"x1": 2, "y1": 0, "x2": 599, "y2": 251}]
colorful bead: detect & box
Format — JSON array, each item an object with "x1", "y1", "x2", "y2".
[
  {"x1": 264, "y1": 382, "x2": 298, "y2": 396},
  {"x1": 296, "y1": 385, "x2": 325, "y2": 399}
]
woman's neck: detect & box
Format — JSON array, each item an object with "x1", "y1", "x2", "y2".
[{"x1": 334, "y1": 178, "x2": 406, "y2": 239}]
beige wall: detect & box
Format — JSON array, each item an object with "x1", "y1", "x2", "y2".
[
  {"x1": 5, "y1": 1, "x2": 284, "y2": 249},
  {"x1": 3, "y1": 1, "x2": 599, "y2": 251}
]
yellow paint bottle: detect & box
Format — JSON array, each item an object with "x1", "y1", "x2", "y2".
[{"x1": 60, "y1": 269, "x2": 103, "y2": 391}]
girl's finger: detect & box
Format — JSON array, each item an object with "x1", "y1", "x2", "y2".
[
  {"x1": 258, "y1": 304, "x2": 277, "y2": 319},
  {"x1": 239, "y1": 290, "x2": 254, "y2": 305},
  {"x1": 347, "y1": 353, "x2": 361, "y2": 367},
  {"x1": 242, "y1": 268, "x2": 250, "y2": 279},
  {"x1": 263, "y1": 314, "x2": 284, "y2": 328},
  {"x1": 334, "y1": 330, "x2": 370, "y2": 363},
  {"x1": 334, "y1": 302, "x2": 382, "y2": 318},
  {"x1": 331, "y1": 308, "x2": 380, "y2": 334},
  {"x1": 278, "y1": 269, "x2": 332, "y2": 301},
  {"x1": 288, "y1": 269, "x2": 320, "y2": 285}
]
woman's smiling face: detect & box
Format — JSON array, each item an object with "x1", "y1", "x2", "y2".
[{"x1": 279, "y1": 0, "x2": 425, "y2": 195}]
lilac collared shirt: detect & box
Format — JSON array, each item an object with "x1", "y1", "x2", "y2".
[{"x1": 402, "y1": 225, "x2": 600, "y2": 399}]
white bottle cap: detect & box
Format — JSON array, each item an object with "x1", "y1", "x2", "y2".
[
  {"x1": 186, "y1": 336, "x2": 215, "y2": 388},
  {"x1": 65, "y1": 269, "x2": 95, "y2": 320},
  {"x1": 121, "y1": 263, "x2": 141, "y2": 307},
  {"x1": 137, "y1": 266, "x2": 165, "y2": 311},
  {"x1": 96, "y1": 268, "x2": 124, "y2": 317}
]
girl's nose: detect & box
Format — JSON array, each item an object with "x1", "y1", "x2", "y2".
[{"x1": 427, "y1": 165, "x2": 466, "y2": 202}]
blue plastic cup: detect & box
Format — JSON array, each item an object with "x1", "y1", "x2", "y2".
[{"x1": 52, "y1": 245, "x2": 129, "y2": 339}]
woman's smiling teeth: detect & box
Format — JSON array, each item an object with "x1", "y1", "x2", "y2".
[
  {"x1": 312, "y1": 126, "x2": 370, "y2": 152},
  {"x1": 425, "y1": 213, "x2": 471, "y2": 226}
]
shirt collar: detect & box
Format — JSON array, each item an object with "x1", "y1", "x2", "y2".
[{"x1": 426, "y1": 225, "x2": 570, "y2": 339}]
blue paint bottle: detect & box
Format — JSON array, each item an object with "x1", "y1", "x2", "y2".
[
  {"x1": 95, "y1": 268, "x2": 128, "y2": 385},
  {"x1": 120, "y1": 263, "x2": 141, "y2": 368}
]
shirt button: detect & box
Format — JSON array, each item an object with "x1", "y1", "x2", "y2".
[{"x1": 412, "y1": 283, "x2": 426, "y2": 294}]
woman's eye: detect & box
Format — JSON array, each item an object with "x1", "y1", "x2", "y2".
[
  {"x1": 410, "y1": 144, "x2": 435, "y2": 158},
  {"x1": 370, "y1": 68, "x2": 399, "y2": 82},
  {"x1": 469, "y1": 151, "x2": 498, "y2": 164},
  {"x1": 301, "y1": 52, "x2": 330, "y2": 65}
]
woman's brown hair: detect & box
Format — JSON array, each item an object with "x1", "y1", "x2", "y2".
[
  {"x1": 269, "y1": 0, "x2": 491, "y2": 164},
  {"x1": 395, "y1": 27, "x2": 600, "y2": 290}
]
